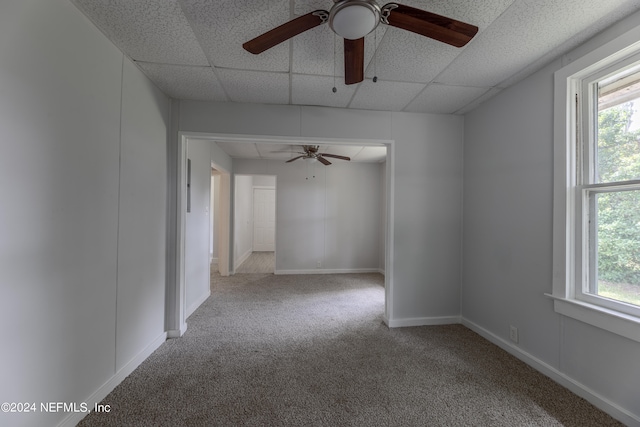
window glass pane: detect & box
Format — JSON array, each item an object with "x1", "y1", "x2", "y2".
[
  {"x1": 590, "y1": 190, "x2": 640, "y2": 306},
  {"x1": 596, "y1": 68, "x2": 640, "y2": 183}
]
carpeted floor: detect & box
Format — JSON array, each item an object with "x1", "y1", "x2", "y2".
[
  {"x1": 78, "y1": 272, "x2": 622, "y2": 426},
  {"x1": 235, "y1": 251, "x2": 275, "y2": 274}
]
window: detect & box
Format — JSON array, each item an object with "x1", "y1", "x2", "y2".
[
  {"x1": 579, "y1": 63, "x2": 640, "y2": 316},
  {"x1": 552, "y1": 27, "x2": 640, "y2": 342}
]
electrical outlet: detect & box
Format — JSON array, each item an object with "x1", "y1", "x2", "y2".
[
  {"x1": 316, "y1": 261, "x2": 321, "y2": 268},
  {"x1": 509, "y1": 326, "x2": 519, "y2": 343}
]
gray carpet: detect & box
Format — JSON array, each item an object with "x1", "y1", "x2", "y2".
[
  {"x1": 236, "y1": 251, "x2": 275, "y2": 274},
  {"x1": 78, "y1": 273, "x2": 622, "y2": 426}
]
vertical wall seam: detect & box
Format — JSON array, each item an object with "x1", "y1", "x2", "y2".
[
  {"x1": 322, "y1": 164, "x2": 327, "y2": 268},
  {"x1": 459, "y1": 118, "x2": 465, "y2": 318},
  {"x1": 114, "y1": 54, "x2": 125, "y2": 373}
]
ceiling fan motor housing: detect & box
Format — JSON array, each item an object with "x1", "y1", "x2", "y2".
[{"x1": 329, "y1": 0, "x2": 382, "y2": 40}]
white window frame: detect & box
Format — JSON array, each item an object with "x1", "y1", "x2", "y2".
[{"x1": 551, "y1": 24, "x2": 640, "y2": 343}]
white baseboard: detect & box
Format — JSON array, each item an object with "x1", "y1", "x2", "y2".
[
  {"x1": 275, "y1": 268, "x2": 381, "y2": 275},
  {"x1": 166, "y1": 322, "x2": 188, "y2": 339},
  {"x1": 59, "y1": 331, "x2": 167, "y2": 427},
  {"x1": 461, "y1": 317, "x2": 640, "y2": 427},
  {"x1": 186, "y1": 290, "x2": 211, "y2": 318},
  {"x1": 386, "y1": 315, "x2": 461, "y2": 328},
  {"x1": 234, "y1": 249, "x2": 252, "y2": 270}
]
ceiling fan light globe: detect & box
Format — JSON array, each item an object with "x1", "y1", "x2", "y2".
[{"x1": 329, "y1": 0, "x2": 381, "y2": 40}]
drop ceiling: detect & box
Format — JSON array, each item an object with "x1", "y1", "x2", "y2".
[
  {"x1": 71, "y1": 0, "x2": 640, "y2": 161},
  {"x1": 214, "y1": 141, "x2": 387, "y2": 163}
]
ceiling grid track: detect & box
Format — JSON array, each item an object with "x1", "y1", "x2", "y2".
[
  {"x1": 175, "y1": 0, "x2": 232, "y2": 102},
  {"x1": 288, "y1": 0, "x2": 296, "y2": 105}
]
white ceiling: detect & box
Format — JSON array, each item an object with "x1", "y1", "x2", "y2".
[
  {"x1": 214, "y1": 142, "x2": 387, "y2": 163},
  {"x1": 71, "y1": 0, "x2": 640, "y2": 161}
]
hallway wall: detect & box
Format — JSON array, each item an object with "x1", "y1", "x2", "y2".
[
  {"x1": 462, "y1": 10, "x2": 640, "y2": 424},
  {"x1": 0, "y1": 2, "x2": 169, "y2": 426},
  {"x1": 234, "y1": 159, "x2": 382, "y2": 274}
]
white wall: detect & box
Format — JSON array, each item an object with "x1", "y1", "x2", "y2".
[
  {"x1": 253, "y1": 175, "x2": 276, "y2": 187},
  {"x1": 185, "y1": 139, "x2": 211, "y2": 317},
  {"x1": 233, "y1": 160, "x2": 381, "y2": 273},
  {"x1": 462, "y1": 11, "x2": 640, "y2": 425},
  {"x1": 176, "y1": 102, "x2": 464, "y2": 324},
  {"x1": 379, "y1": 161, "x2": 387, "y2": 273},
  {"x1": 0, "y1": 1, "x2": 169, "y2": 426},
  {"x1": 116, "y1": 57, "x2": 169, "y2": 372},
  {"x1": 233, "y1": 175, "x2": 254, "y2": 268},
  {"x1": 210, "y1": 172, "x2": 220, "y2": 260}
]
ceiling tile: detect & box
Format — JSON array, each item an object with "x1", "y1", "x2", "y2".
[
  {"x1": 498, "y1": 1, "x2": 640, "y2": 88},
  {"x1": 371, "y1": 27, "x2": 461, "y2": 83},
  {"x1": 292, "y1": 75, "x2": 357, "y2": 108},
  {"x1": 294, "y1": 0, "x2": 332, "y2": 16},
  {"x1": 320, "y1": 145, "x2": 365, "y2": 158},
  {"x1": 437, "y1": 0, "x2": 640, "y2": 88},
  {"x1": 216, "y1": 69, "x2": 290, "y2": 104},
  {"x1": 179, "y1": 0, "x2": 291, "y2": 72},
  {"x1": 397, "y1": 0, "x2": 516, "y2": 29},
  {"x1": 292, "y1": 24, "x2": 387, "y2": 78},
  {"x1": 72, "y1": 0, "x2": 209, "y2": 65},
  {"x1": 454, "y1": 87, "x2": 504, "y2": 115},
  {"x1": 256, "y1": 144, "x2": 301, "y2": 159},
  {"x1": 349, "y1": 79, "x2": 425, "y2": 111},
  {"x1": 353, "y1": 146, "x2": 387, "y2": 162},
  {"x1": 214, "y1": 141, "x2": 260, "y2": 158},
  {"x1": 136, "y1": 62, "x2": 227, "y2": 101},
  {"x1": 405, "y1": 84, "x2": 489, "y2": 114},
  {"x1": 366, "y1": 0, "x2": 515, "y2": 83},
  {"x1": 292, "y1": 25, "x2": 341, "y2": 76}
]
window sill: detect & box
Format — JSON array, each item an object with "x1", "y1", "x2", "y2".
[{"x1": 545, "y1": 293, "x2": 640, "y2": 343}]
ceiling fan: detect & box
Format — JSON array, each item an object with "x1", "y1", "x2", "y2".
[
  {"x1": 243, "y1": 0, "x2": 478, "y2": 85},
  {"x1": 286, "y1": 145, "x2": 351, "y2": 165}
]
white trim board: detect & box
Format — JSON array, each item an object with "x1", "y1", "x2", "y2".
[
  {"x1": 234, "y1": 249, "x2": 253, "y2": 271},
  {"x1": 186, "y1": 290, "x2": 211, "y2": 319},
  {"x1": 59, "y1": 332, "x2": 167, "y2": 427},
  {"x1": 166, "y1": 324, "x2": 188, "y2": 339},
  {"x1": 461, "y1": 318, "x2": 640, "y2": 427},
  {"x1": 386, "y1": 316, "x2": 461, "y2": 328},
  {"x1": 275, "y1": 268, "x2": 382, "y2": 275}
]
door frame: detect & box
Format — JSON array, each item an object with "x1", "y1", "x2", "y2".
[
  {"x1": 212, "y1": 163, "x2": 231, "y2": 277},
  {"x1": 168, "y1": 132, "x2": 395, "y2": 337}
]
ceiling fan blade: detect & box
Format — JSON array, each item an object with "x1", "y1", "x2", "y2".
[
  {"x1": 318, "y1": 156, "x2": 332, "y2": 166},
  {"x1": 286, "y1": 155, "x2": 305, "y2": 163},
  {"x1": 322, "y1": 153, "x2": 351, "y2": 161},
  {"x1": 383, "y1": 3, "x2": 478, "y2": 47},
  {"x1": 243, "y1": 11, "x2": 329, "y2": 54},
  {"x1": 344, "y1": 38, "x2": 364, "y2": 85}
]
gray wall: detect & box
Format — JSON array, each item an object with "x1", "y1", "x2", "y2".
[
  {"x1": 462, "y1": 11, "x2": 640, "y2": 424},
  {"x1": 234, "y1": 159, "x2": 382, "y2": 273},
  {"x1": 0, "y1": 1, "x2": 169, "y2": 426},
  {"x1": 234, "y1": 174, "x2": 255, "y2": 268},
  {"x1": 379, "y1": 161, "x2": 387, "y2": 273},
  {"x1": 177, "y1": 101, "x2": 464, "y2": 324},
  {"x1": 185, "y1": 139, "x2": 212, "y2": 316},
  {"x1": 210, "y1": 173, "x2": 220, "y2": 260}
]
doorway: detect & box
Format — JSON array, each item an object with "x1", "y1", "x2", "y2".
[
  {"x1": 210, "y1": 167, "x2": 231, "y2": 277},
  {"x1": 233, "y1": 174, "x2": 276, "y2": 274},
  {"x1": 171, "y1": 133, "x2": 395, "y2": 338}
]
